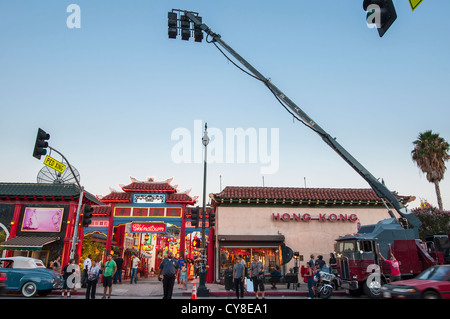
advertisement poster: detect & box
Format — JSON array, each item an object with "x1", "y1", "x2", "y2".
[{"x1": 21, "y1": 207, "x2": 63, "y2": 232}]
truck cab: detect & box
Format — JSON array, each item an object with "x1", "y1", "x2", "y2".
[{"x1": 335, "y1": 217, "x2": 432, "y2": 297}]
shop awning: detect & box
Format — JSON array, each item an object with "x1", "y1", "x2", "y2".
[
  {"x1": 0, "y1": 236, "x2": 60, "y2": 251},
  {"x1": 217, "y1": 235, "x2": 285, "y2": 247}
]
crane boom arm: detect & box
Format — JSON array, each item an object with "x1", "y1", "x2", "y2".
[{"x1": 185, "y1": 12, "x2": 420, "y2": 231}]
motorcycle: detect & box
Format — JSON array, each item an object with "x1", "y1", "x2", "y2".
[{"x1": 314, "y1": 271, "x2": 337, "y2": 299}]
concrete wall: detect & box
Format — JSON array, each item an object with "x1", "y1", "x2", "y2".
[{"x1": 216, "y1": 205, "x2": 395, "y2": 269}]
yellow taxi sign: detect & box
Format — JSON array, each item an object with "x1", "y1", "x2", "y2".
[
  {"x1": 409, "y1": 0, "x2": 423, "y2": 11},
  {"x1": 43, "y1": 155, "x2": 66, "y2": 174}
]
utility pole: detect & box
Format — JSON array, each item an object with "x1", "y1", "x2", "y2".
[{"x1": 198, "y1": 123, "x2": 210, "y2": 297}]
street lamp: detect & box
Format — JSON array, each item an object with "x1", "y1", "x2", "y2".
[{"x1": 197, "y1": 123, "x2": 210, "y2": 297}]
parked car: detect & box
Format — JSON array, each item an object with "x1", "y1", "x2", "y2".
[
  {"x1": 0, "y1": 256, "x2": 63, "y2": 297},
  {"x1": 382, "y1": 265, "x2": 450, "y2": 299}
]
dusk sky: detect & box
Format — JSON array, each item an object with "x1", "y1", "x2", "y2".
[{"x1": 1, "y1": 1, "x2": 449, "y2": 211}]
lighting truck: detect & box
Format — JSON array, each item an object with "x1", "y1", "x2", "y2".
[{"x1": 169, "y1": 9, "x2": 450, "y2": 298}]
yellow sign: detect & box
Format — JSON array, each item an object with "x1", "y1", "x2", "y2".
[
  {"x1": 43, "y1": 155, "x2": 66, "y2": 174},
  {"x1": 409, "y1": 0, "x2": 423, "y2": 11}
]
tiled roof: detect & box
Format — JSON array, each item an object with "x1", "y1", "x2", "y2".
[
  {"x1": 99, "y1": 176, "x2": 197, "y2": 205},
  {"x1": 0, "y1": 183, "x2": 104, "y2": 206},
  {"x1": 120, "y1": 176, "x2": 177, "y2": 193},
  {"x1": 100, "y1": 192, "x2": 131, "y2": 203},
  {"x1": 121, "y1": 182, "x2": 177, "y2": 193},
  {"x1": 211, "y1": 186, "x2": 414, "y2": 206},
  {"x1": 0, "y1": 236, "x2": 60, "y2": 251},
  {"x1": 92, "y1": 205, "x2": 112, "y2": 216}
]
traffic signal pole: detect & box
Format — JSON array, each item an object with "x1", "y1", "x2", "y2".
[
  {"x1": 47, "y1": 146, "x2": 85, "y2": 260},
  {"x1": 32, "y1": 131, "x2": 86, "y2": 260}
]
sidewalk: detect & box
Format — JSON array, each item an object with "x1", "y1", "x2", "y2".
[{"x1": 60, "y1": 276, "x2": 347, "y2": 298}]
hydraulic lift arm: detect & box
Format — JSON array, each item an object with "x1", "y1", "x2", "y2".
[{"x1": 184, "y1": 11, "x2": 420, "y2": 231}]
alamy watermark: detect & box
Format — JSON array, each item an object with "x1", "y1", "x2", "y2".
[
  {"x1": 366, "y1": 4, "x2": 383, "y2": 29},
  {"x1": 171, "y1": 120, "x2": 280, "y2": 174},
  {"x1": 66, "y1": 4, "x2": 81, "y2": 29}
]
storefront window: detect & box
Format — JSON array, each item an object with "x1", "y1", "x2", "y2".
[{"x1": 219, "y1": 247, "x2": 280, "y2": 280}]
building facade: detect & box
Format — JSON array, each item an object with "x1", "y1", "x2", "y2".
[
  {"x1": 92, "y1": 176, "x2": 199, "y2": 275},
  {"x1": 0, "y1": 183, "x2": 102, "y2": 267},
  {"x1": 210, "y1": 186, "x2": 414, "y2": 282}
]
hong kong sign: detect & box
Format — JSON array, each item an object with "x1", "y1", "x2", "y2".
[
  {"x1": 272, "y1": 213, "x2": 358, "y2": 222},
  {"x1": 131, "y1": 222, "x2": 166, "y2": 233}
]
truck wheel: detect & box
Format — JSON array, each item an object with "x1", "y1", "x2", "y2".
[
  {"x1": 21, "y1": 281, "x2": 37, "y2": 297},
  {"x1": 363, "y1": 280, "x2": 382, "y2": 299}
]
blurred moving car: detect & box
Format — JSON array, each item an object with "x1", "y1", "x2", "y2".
[
  {"x1": 382, "y1": 265, "x2": 450, "y2": 299},
  {"x1": 0, "y1": 271, "x2": 6, "y2": 293},
  {"x1": 0, "y1": 256, "x2": 63, "y2": 297}
]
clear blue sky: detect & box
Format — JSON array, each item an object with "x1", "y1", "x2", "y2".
[{"x1": 1, "y1": 1, "x2": 449, "y2": 210}]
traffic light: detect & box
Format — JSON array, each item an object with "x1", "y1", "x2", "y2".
[
  {"x1": 192, "y1": 237, "x2": 201, "y2": 248},
  {"x1": 191, "y1": 206, "x2": 199, "y2": 227},
  {"x1": 32, "y1": 128, "x2": 50, "y2": 160},
  {"x1": 363, "y1": 0, "x2": 397, "y2": 37},
  {"x1": 168, "y1": 12, "x2": 178, "y2": 39},
  {"x1": 82, "y1": 205, "x2": 94, "y2": 227},
  {"x1": 194, "y1": 16, "x2": 203, "y2": 42},
  {"x1": 209, "y1": 210, "x2": 215, "y2": 227},
  {"x1": 180, "y1": 14, "x2": 191, "y2": 41}
]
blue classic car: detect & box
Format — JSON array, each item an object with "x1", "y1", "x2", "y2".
[{"x1": 0, "y1": 256, "x2": 63, "y2": 297}]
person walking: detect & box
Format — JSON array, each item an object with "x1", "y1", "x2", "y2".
[
  {"x1": 81, "y1": 254, "x2": 92, "y2": 288},
  {"x1": 233, "y1": 257, "x2": 245, "y2": 299},
  {"x1": 179, "y1": 264, "x2": 187, "y2": 290},
  {"x1": 177, "y1": 254, "x2": 186, "y2": 285},
  {"x1": 113, "y1": 254, "x2": 123, "y2": 284},
  {"x1": 158, "y1": 251, "x2": 179, "y2": 299},
  {"x1": 61, "y1": 258, "x2": 76, "y2": 298},
  {"x1": 52, "y1": 255, "x2": 61, "y2": 273},
  {"x1": 250, "y1": 255, "x2": 265, "y2": 299},
  {"x1": 102, "y1": 254, "x2": 117, "y2": 299},
  {"x1": 86, "y1": 260, "x2": 100, "y2": 299},
  {"x1": 130, "y1": 253, "x2": 140, "y2": 284},
  {"x1": 304, "y1": 262, "x2": 315, "y2": 299},
  {"x1": 308, "y1": 254, "x2": 315, "y2": 268}
]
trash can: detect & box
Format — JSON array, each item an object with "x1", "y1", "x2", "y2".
[{"x1": 224, "y1": 269, "x2": 234, "y2": 291}]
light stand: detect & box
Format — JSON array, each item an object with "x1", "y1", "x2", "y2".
[{"x1": 197, "y1": 123, "x2": 210, "y2": 297}]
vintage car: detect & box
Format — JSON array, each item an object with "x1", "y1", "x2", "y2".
[
  {"x1": 0, "y1": 256, "x2": 63, "y2": 297},
  {"x1": 382, "y1": 265, "x2": 450, "y2": 299}
]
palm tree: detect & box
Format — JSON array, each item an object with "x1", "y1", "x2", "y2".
[{"x1": 411, "y1": 130, "x2": 450, "y2": 210}]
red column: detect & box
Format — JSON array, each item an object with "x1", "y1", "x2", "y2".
[
  {"x1": 105, "y1": 203, "x2": 115, "y2": 260},
  {"x1": 76, "y1": 225, "x2": 84, "y2": 258},
  {"x1": 9, "y1": 203, "x2": 22, "y2": 238},
  {"x1": 180, "y1": 204, "x2": 186, "y2": 258},
  {"x1": 5, "y1": 203, "x2": 23, "y2": 257},
  {"x1": 62, "y1": 203, "x2": 78, "y2": 266}
]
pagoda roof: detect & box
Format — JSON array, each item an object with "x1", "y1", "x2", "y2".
[
  {"x1": 210, "y1": 186, "x2": 415, "y2": 207},
  {"x1": 0, "y1": 183, "x2": 103, "y2": 206},
  {"x1": 119, "y1": 176, "x2": 177, "y2": 193},
  {"x1": 98, "y1": 176, "x2": 198, "y2": 205}
]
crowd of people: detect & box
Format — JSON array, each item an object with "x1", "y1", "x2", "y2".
[
  {"x1": 301, "y1": 253, "x2": 338, "y2": 299},
  {"x1": 47, "y1": 249, "x2": 403, "y2": 299},
  {"x1": 229, "y1": 252, "x2": 340, "y2": 299},
  {"x1": 47, "y1": 252, "x2": 202, "y2": 299}
]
